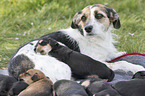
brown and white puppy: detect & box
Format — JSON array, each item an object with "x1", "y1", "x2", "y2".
[
  {"x1": 19, "y1": 69, "x2": 46, "y2": 85},
  {"x1": 18, "y1": 78, "x2": 53, "y2": 96},
  {"x1": 18, "y1": 69, "x2": 53, "y2": 96}
]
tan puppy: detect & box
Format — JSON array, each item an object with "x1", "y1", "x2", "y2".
[
  {"x1": 19, "y1": 69, "x2": 46, "y2": 85},
  {"x1": 18, "y1": 69, "x2": 53, "y2": 96}
]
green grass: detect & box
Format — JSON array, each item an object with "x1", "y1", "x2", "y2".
[{"x1": 0, "y1": 0, "x2": 145, "y2": 68}]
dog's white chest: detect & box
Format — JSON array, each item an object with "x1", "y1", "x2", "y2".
[
  {"x1": 77, "y1": 37, "x2": 108, "y2": 61},
  {"x1": 64, "y1": 28, "x2": 121, "y2": 62}
]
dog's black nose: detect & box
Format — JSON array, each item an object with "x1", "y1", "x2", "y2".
[{"x1": 85, "y1": 25, "x2": 93, "y2": 33}]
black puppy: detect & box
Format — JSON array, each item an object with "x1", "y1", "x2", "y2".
[
  {"x1": 8, "y1": 54, "x2": 35, "y2": 79},
  {"x1": 54, "y1": 79, "x2": 88, "y2": 96},
  {"x1": 80, "y1": 77, "x2": 121, "y2": 96},
  {"x1": 114, "y1": 79, "x2": 145, "y2": 96},
  {"x1": 8, "y1": 81, "x2": 28, "y2": 96},
  {"x1": 35, "y1": 37, "x2": 114, "y2": 81},
  {"x1": 0, "y1": 74, "x2": 17, "y2": 96},
  {"x1": 132, "y1": 71, "x2": 145, "y2": 79}
]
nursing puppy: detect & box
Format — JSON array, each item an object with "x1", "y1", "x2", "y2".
[
  {"x1": 19, "y1": 69, "x2": 46, "y2": 85},
  {"x1": 18, "y1": 69, "x2": 53, "y2": 96},
  {"x1": 18, "y1": 79, "x2": 53, "y2": 96},
  {"x1": 80, "y1": 77, "x2": 121, "y2": 96},
  {"x1": 8, "y1": 4, "x2": 124, "y2": 82},
  {"x1": 53, "y1": 79, "x2": 88, "y2": 96},
  {"x1": 114, "y1": 79, "x2": 145, "y2": 96},
  {"x1": 0, "y1": 74, "x2": 17, "y2": 96},
  {"x1": 35, "y1": 37, "x2": 114, "y2": 81}
]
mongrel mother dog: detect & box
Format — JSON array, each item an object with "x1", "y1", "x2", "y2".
[{"x1": 8, "y1": 4, "x2": 131, "y2": 83}]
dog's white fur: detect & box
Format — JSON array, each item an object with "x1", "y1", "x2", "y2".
[
  {"x1": 13, "y1": 41, "x2": 71, "y2": 83},
  {"x1": 62, "y1": 27, "x2": 122, "y2": 62}
]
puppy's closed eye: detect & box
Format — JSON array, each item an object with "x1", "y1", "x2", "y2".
[
  {"x1": 39, "y1": 40, "x2": 48, "y2": 46},
  {"x1": 31, "y1": 73, "x2": 39, "y2": 82}
]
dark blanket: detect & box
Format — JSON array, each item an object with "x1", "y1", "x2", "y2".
[
  {"x1": 108, "y1": 52, "x2": 145, "y2": 85},
  {"x1": 109, "y1": 52, "x2": 145, "y2": 67}
]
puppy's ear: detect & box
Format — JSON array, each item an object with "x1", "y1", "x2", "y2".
[
  {"x1": 106, "y1": 8, "x2": 121, "y2": 29},
  {"x1": 31, "y1": 73, "x2": 39, "y2": 82}
]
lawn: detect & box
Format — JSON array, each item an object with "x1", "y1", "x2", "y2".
[{"x1": 0, "y1": 0, "x2": 145, "y2": 68}]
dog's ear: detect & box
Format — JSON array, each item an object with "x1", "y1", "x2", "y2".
[
  {"x1": 31, "y1": 73, "x2": 39, "y2": 82},
  {"x1": 71, "y1": 21, "x2": 78, "y2": 29},
  {"x1": 71, "y1": 11, "x2": 82, "y2": 29},
  {"x1": 106, "y1": 8, "x2": 121, "y2": 29}
]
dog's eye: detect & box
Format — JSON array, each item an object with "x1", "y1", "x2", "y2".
[
  {"x1": 95, "y1": 13, "x2": 104, "y2": 19},
  {"x1": 81, "y1": 15, "x2": 87, "y2": 21}
]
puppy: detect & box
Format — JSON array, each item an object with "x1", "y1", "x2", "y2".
[
  {"x1": 8, "y1": 54, "x2": 35, "y2": 79},
  {"x1": 132, "y1": 71, "x2": 145, "y2": 79},
  {"x1": 18, "y1": 78, "x2": 53, "y2": 96},
  {"x1": 35, "y1": 38, "x2": 114, "y2": 81},
  {"x1": 8, "y1": 81, "x2": 28, "y2": 96},
  {"x1": 114, "y1": 79, "x2": 145, "y2": 96},
  {"x1": 0, "y1": 74, "x2": 17, "y2": 96},
  {"x1": 18, "y1": 69, "x2": 53, "y2": 96},
  {"x1": 19, "y1": 69, "x2": 46, "y2": 85},
  {"x1": 53, "y1": 79, "x2": 88, "y2": 96},
  {"x1": 80, "y1": 77, "x2": 121, "y2": 96},
  {"x1": 8, "y1": 4, "x2": 124, "y2": 82}
]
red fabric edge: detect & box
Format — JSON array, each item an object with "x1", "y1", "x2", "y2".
[
  {"x1": 108, "y1": 52, "x2": 145, "y2": 63},
  {"x1": 0, "y1": 69, "x2": 7, "y2": 70}
]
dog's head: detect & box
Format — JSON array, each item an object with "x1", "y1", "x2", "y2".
[
  {"x1": 71, "y1": 4, "x2": 121, "y2": 36},
  {"x1": 19, "y1": 69, "x2": 46, "y2": 85}
]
